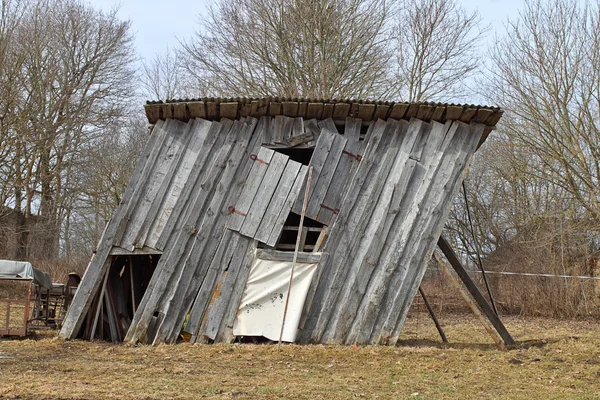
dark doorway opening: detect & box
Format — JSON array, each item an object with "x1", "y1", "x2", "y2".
[{"x1": 78, "y1": 253, "x2": 160, "y2": 342}]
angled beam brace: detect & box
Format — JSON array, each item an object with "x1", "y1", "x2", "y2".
[{"x1": 437, "y1": 235, "x2": 515, "y2": 346}]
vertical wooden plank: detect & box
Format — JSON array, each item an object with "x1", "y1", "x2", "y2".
[
  {"x1": 266, "y1": 166, "x2": 308, "y2": 247},
  {"x1": 254, "y1": 161, "x2": 303, "y2": 244},
  {"x1": 297, "y1": 120, "x2": 398, "y2": 343},
  {"x1": 317, "y1": 118, "x2": 339, "y2": 134},
  {"x1": 367, "y1": 123, "x2": 482, "y2": 345},
  {"x1": 305, "y1": 133, "x2": 347, "y2": 219},
  {"x1": 154, "y1": 120, "x2": 232, "y2": 250},
  {"x1": 125, "y1": 120, "x2": 242, "y2": 344},
  {"x1": 227, "y1": 147, "x2": 276, "y2": 231},
  {"x1": 146, "y1": 119, "x2": 213, "y2": 248},
  {"x1": 239, "y1": 152, "x2": 289, "y2": 238},
  {"x1": 315, "y1": 118, "x2": 363, "y2": 224},
  {"x1": 291, "y1": 129, "x2": 337, "y2": 215},
  {"x1": 133, "y1": 120, "x2": 198, "y2": 248},
  {"x1": 152, "y1": 120, "x2": 261, "y2": 343}
]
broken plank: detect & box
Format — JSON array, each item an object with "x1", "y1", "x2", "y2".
[
  {"x1": 239, "y1": 152, "x2": 289, "y2": 238},
  {"x1": 227, "y1": 147, "x2": 276, "y2": 231},
  {"x1": 266, "y1": 165, "x2": 309, "y2": 247},
  {"x1": 254, "y1": 160, "x2": 303, "y2": 244}
]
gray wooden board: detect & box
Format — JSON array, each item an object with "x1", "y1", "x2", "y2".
[
  {"x1": 297, "y1": 120, "x2": 398, "y2": 342},
  {"x1": 305, "y1": 132, "x2": 347, "y2": 219},
  {"x1": 185, "y1": 229, "x2": 239, "y2": 338},
  {"x1": 316, "y1": 119, "x2": 379, "y2": 224},
  {"x1": 298, "y1": 252, "x2": 329, "y2": 331},
  {"x1": 292, "y1": 117, "x2": 304, "y2": 136},
  {"x1": 350, "y1": 123, "x2": 456, "y2": 344},
  {"x1": 253, "y1": 160, "x2": 302, "y2": 244},
  {"x1": 217, "y1": 238, "x2": 258, "y2": 343},
  {"x1": 344, "y1": 118, "x2": 362, "y2": 142},
  {"x1": 227, "y1": 146, "x2": 275, "y2": 231},
  {"x1": 324, "y1": 154, "x2": 419, "y2": 344},
  {"x1": 255, "y1": 249, "x2": 322, "y2": 264},
  {"x1": 120, "y1": 120, "x2": 186, "y2": 250},
  {"x1": 146, "y1": 119, "x2": 213, "y2": 249},
  {"x1": 328, "y1": 123, "x2": 430, "y2": 343},
  {"x1": 59, "y1": 119, "x2": 169, "y2": 339},
  {"x1": 266, "y1": 165, "x2": 309, "y2": 247},
  {"x1": 149, "y1": 120, "x2": 249, "y2": 340},
  {"x1": 198, "y1": 235, "x2": 255, "y2": 340},
  {"x1": 385, "y1": 124, "x2": 484, "y2": 344},
  {"x1": 117, "y1": 120, "x2": 178, "y2": 248},
  {"x1": 346, "y1": 160, "x2": 427, "y2": 345},
  {"x1": 259, "y1": 116, "x2": 272, "y2": 145},
  {"x1": 315, "y1": 119, "x2": 363, "y2": 224},
  {"x1": 287, "y1": 132, "x2": 314, "y2": 147},
  {"x1": 133, "y1": 120, "x2": 197, "y2": 249},
  {"x1": 114, "y1": 119, "x2": 173, "y2": 245},
  {"x1": 304, "y1": 118, "x2": 320, "y2": 147},
  {"x1": 183, "y1": 117, "x2": 267, "y2": 339},
  {"x1": 318, "y1": 118, "x2": 339, "y2": 134},
  {"x1": 124, "y1": 121, "x2": 240, "y2": 344},
  {"x1": 270, "y1": 115, "x2": 283, "y2": 144},
  {"x1": 318, "y1": 124, "x2": 410, "y2": 343},
  {"x1": 367, "y1": 122, "x2": 478, "y2": 345},
  {"x1": 152, "y1": 120, "x2": 258, "y2": 344},
  {"x1": 154, "y1": 119, "x2": 232, "y2": 250},
  {"x1": 239, "y1": 152, "x2": 289, "y2": 238},
  {"x1": 299, "y1": 120, "x2": 400, "y2": 343},
  {"x1": 159, "y1": 118, "x2": 265, "y2": 343},
  {"x1": 172, "y1": 118, "x2": 267, "y2": 342},
  {"x1": 291, "y1": 129, "x2": 336, "y2": 215}
]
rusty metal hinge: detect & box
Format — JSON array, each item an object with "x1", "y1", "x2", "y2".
[
  {"x1": 250, "y1": 154, "x2": 269, "y2": 165},
  {"x1": 343, "y1": 150, "x2": 362, "y2": 162},
  {"x1": 227, "y1": 206, "x2": 247, "y2": 216},
  {"x1": 320, "y1": 204, "x2": 340, "y2": 214}
]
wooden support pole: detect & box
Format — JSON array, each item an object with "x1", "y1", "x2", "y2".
[
  {"x1": 418, "y1": 286, "x2": 447, "y2": 343},
  {"x1": 437, "y1": 235, "x2": 515, "y2": 346},
  {"x1": 434, "y1": 253, "x2": 506, "y2": 352},
  {"x1": 90, "y1": 265, "x2": 111, "y2": 340},
  {"x1": 129, "y1": 257, "x2": 136, "y2": 315},
  {"x1": 278, "y1": 167, "x2": 313, "y2": 351}
]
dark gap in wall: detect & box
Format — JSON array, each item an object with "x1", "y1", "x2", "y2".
[{"x1": 272, "y1": 147, "x2": 314, "y2": 166}]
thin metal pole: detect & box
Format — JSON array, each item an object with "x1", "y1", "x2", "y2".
[
  {"x1": 462, "y1": 181, "x2": 498, "y2": 315},
  {"x1": 418, "y1": 286, "x2": 447, "y2": 343},
  {"x1": 278, "y1": 167, "x2": 313, "y2": 351}
]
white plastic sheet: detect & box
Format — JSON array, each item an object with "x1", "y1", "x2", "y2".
[
  {"x1": 233, "y1": 257, "x2": 318, "y2": 342},
  {"x1": 0, "y1": 259, "x2": 52, "y2": 289}
]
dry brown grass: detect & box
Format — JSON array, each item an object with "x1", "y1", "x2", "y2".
[{"x1": 0, "y1": 313, "x2": 599, "y2": 400}]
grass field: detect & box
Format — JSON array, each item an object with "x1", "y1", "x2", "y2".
[{"x1": 0, "y1": 313, "x2": 599, "y2": 399}]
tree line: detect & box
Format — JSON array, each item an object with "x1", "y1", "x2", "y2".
[{"x1": 1, "y1": 0, "x2": 598, "y2": 316}]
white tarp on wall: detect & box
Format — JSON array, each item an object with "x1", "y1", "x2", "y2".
[
  {"x1": 0, "y1": 259, "x2": 52, "y2": 289},
  {"x1": 233, "y1": 257, "x2": 318, "y2": 342}
]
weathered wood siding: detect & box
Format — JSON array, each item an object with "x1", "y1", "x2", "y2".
[{"x1": 60, "y1": 109, "x2": 486, "y2": 346}]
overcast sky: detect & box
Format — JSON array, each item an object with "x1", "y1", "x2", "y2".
[{"x1": 91, "y1": 0, "x2": 525, "y2": 64}]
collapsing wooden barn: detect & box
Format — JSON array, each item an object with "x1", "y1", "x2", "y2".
[{"x1": 59, "y1": 98, "x2": 504, "y2": 345}]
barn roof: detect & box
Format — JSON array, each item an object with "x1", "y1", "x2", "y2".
[{"x1": 144, "y1": 97, "x2": 502, "y2": 146}]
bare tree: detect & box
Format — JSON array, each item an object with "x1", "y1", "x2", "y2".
[
  {"x1": 180, "y1": 0, "x2": 391, "y2": 99},
  {"x1": 488, "y1": 0, "x2": 600, "y2": 221},
  {"x1": 141, "y1": 47, "x2": 189, "y2": 100},
  {"x1": 392, "y1": 0, "x2": 486, "y2": 102},
  {"x1": 0, "y1": 0, "x2": 136, "y2": 259}
]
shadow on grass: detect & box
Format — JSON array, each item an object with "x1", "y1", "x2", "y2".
[{"x1": 396, "y1": 338, "x2": 554, "y2": 351}]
